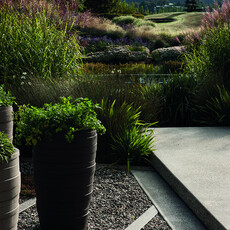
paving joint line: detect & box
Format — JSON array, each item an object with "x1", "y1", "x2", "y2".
[
  {"x1": 19, "y1": 198, "x2": 36, "y2": 213},
  {"x1": 125, "y1": 205, "x2": 158, "y2": 230}
]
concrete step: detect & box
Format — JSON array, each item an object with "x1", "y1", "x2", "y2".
[
  {"x1": 132, "y1": 169, "x2": 207, "y2": 230},
  {"x1": 151, "y1": 127, "x2": 230, "y2": 230}
]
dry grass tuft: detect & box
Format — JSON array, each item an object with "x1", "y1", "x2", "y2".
[{"x1": 80, "y1": 16, "x2": 125, "y2": 37}]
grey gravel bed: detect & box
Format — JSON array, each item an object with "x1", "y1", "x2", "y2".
[{"x1": 18, "y1": 160, "x2": 171, "y2": 230}]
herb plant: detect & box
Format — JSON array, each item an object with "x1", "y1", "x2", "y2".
[
  {"x1": 0, "y1": 85, "x2": 15, "y2": 107},
  {"x1": 15, "y1": 97, "x2": 106, "y2": 146},
  {"x1": 0, "y1": 132, "x2": 15, "y2": 163}
]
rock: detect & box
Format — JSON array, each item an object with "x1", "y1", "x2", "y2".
[{"x1": 151, "y1": 46, "x2": 186, "y2": 63}]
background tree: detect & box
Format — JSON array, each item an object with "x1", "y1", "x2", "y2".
[
  {"x1": 117, "y1": 1, "x2": 136, "y2": 14},
  {"x1": 84, "y1": 0, "x2": 121, "y2": 13},
  {"x1": 176, "y1": 0, "x2": 183, "y2": 6},
  {"x1": 185, "y1": 0, "x2": 198, "y2": 12}
]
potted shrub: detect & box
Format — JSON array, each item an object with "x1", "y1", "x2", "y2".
[
  {"x1": 15, "y1": 96, "x2": 106, "y2": 230},
  {"x1": 0, "y1": 85, "x2": 15, "y2": 142},
  {"x1": 0, "y1": 132, "x2": 20, "y2": 230}
]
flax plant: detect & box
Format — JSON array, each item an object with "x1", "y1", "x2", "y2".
[{"x1": 97, "y1": 99, "x2": 156, "y2": 168}]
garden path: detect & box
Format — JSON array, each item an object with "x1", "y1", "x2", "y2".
[{"x1": 151, "y1": 127, "x2": 230, "y2": 230}]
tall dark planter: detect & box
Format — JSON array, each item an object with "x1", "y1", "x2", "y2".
[
  {"x1": 0, "y1": 106, "x2": 13, "y2": 142},
  {"x1": 0, "y1": 149, "x2": 20, "y2": 230},
  {"x1": 33, "y1": 130, "x2": 97, "y2": 230}
]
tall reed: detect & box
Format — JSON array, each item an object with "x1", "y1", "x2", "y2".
[{"x1": 0, "y1": 5, "x2": 83, "y2": 83}]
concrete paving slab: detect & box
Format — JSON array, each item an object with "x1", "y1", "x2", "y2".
[
  {"x1": 125, "y1": 206, "x2": 158, "y2": 230},
  {"x1": 132, "y1": 169, "x2": 207, "y2": 230},
  {"x1": 19, "y1": 198, "x2": 36, "y2": 213},
  {"x1": 151, "y1": 127, "x2": 230, "y2": 230}
]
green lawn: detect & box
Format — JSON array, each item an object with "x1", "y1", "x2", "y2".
[
  {"x1": 145, "y1": 12, "x2": 204, "y2": 35},
  {"x1": 145, "y1": 12, "x2": 186, "y2": 20}
]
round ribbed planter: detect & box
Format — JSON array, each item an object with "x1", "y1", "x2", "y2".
[
  {"x1": 0, "y1": 149, "x2": 21, "y2": 230},
  {"x1": 33, "y1": 130, "x2": 97, "y2": 230},
  {"x1": 0, "y1": 106, "x2": 13, "y2": 142}
]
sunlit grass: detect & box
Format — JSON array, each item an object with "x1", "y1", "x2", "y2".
[
  {"x1": 145, "y1": 12, "x2": 204, "y2": 35},
  {"x1": 145, "y1": 12, "x2": 186, "y2": 19}
]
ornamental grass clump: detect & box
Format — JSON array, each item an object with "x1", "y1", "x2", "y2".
[
  {"x1": 112, "y1": 16, "x2": 155, "y2": 28},
  {"x1": 0, "y1": 5, "x2": 83, "y2": 83},
  {"x1": 0, "y1": 0, "x2": 83, "y2": 29},
  {"x1": 184, "y1": 21, "x2": 230, "y2": 87},
  {"x1": 0, "y1": 132, "x2": 15, "y2": 163},
  {"x1": 80, "y1": 15, "x2": 125, "y2": 38},
  {"x1": 184, "y1": 1, "x2": 230, "y2": 48},
  {"x1": 15, "y1": 97, "x2": 105, "y2": 146},
  {"x1": 202, "y1": 1, "x2": 230, "y2": 29}
]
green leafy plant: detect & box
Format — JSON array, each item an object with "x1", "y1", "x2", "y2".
[
  {"x1": 15, "y1": 97, "x2": 106, "y2": 146},
  {"x1": 0, "y1": 84, "x2": 15, "y2": 106},
  {"x1": 0, "y1": 132, "x2": 15, "y2": 163}
]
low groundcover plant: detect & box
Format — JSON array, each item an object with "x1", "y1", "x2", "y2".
[{"x1": 15, "y1": 96, "x2": 106, "y2": 146}]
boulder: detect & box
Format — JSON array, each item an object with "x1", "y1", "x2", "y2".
[
  {"x1": 151, "y1": 46, "x2": 186, "y2": 63},
  {"x1": 85, "y1": 46, "x2": 150, "y2": 63}
]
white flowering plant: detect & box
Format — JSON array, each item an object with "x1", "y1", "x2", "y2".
[{"x1": 19, "y1": 72, "x2": 32, "y2": 86}]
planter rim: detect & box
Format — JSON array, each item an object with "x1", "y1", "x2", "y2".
[
  {"x1": 0, "y1": 105, "x2": 13, "y2": 110},
  {"x1": 0, "y1": 105, "x2": 13, "y2": 107},
  {"x1": 35, "y1": 129, "x2": 97, "y2": 145}
]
